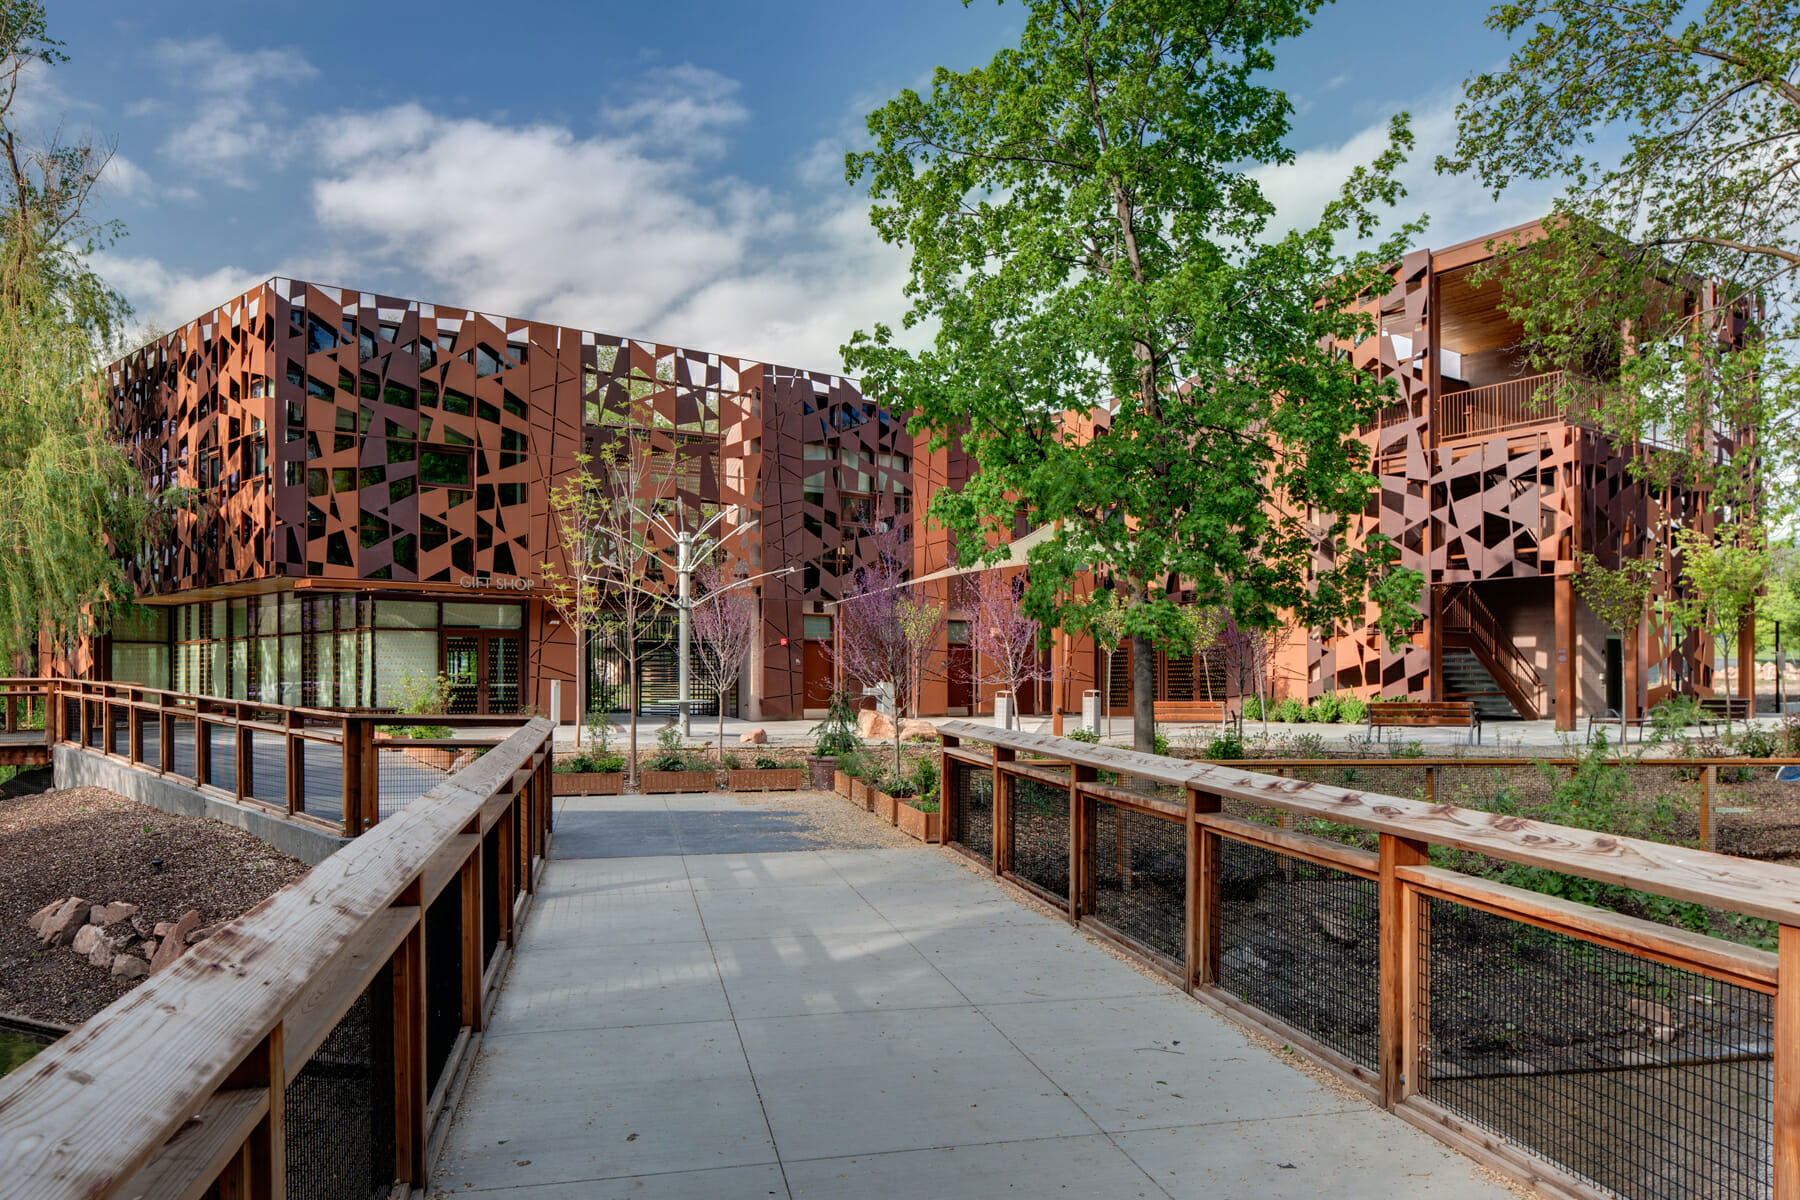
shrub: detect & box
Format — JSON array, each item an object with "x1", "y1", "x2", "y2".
[
  {"x1": 1240, "y1": 695, "x2": 1263, "y2": 721},
  {"x1": 1064, "y1": 728, "x2": 1101, "y2": 744},
  {"x1": 398, "y1": 723, "x2": 453, "y2": 740},
  {"x1": 1270, "y1": 697, "x2": 1306, "y2": 724},
  {"x1": 1203, "y1": 732, "x2": 1245, "y2": 760},
  {"x1": 1153, "y1": 725, "x2": 1170, "y2": 756},
  {"x1": 908, "y1": 797, "x2": 941, "y2": 813},
  {"x1": 912, "y1": 757, "x2": 939, "y2": 800},
  {"x1": 1336, "y1": 697, "x2": 1368, "y2": 724},
  {"x1": 838, "y1": 748, "x2": 872, "y2": 779},
  {"x1": 1647, "y1": 695, "x2": 1704, "y2": 743},
  {"x1": 753, "y1": 754, "x2": 781, "y2": 770},
  {"x1": 809, "y1": 689, "x2": 863, "y2": 758},
  {"x1": 1738, "y1": 728, "x2": 1776, "y2": 759},
  {"x1": 558, "y1": 750, "x2": 624, "y2": 774},
  {"x1": 1389, "y1": 739, "x2": 1425, "y2": 759},
  {"x1": 645, "y1": 726, "x2": 705, "y2": 772},
  {"x1": 723, "y1": 752, "x2": 742, "y2": 771}
]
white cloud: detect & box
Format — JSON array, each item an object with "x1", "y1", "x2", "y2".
[
  {"x1": 307, "y1": 94, "x2": 910, "y2": 371},
  {"x1": 1252, "y1": 94, "x2": 1559, "y2": 252},
  {"x1": 151, "y1": 36, "x2": 317, "y2": 181},
  {"x1": 598, "y1": 64, "x2": 748, "y2": 156},
  {"x1": 98, "y1": 153, "x2": 154, "y2": 201},
  {"x1": 90, "y1": 252, "x2": 273, "y2": 339}
]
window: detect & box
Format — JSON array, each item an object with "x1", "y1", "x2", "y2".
[
  {"x1": 802, "y1": 615, "x2": 833, "y2": 640},
  {"x1": 947, "y1": 620, "x2": 970, "y2": 645},
  {"x1": 420, "y1": 448, "x2": 472, "y2": 488}
]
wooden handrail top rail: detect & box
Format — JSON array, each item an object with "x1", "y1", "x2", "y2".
[
  {"x1": 1204, "y1": 755, "x2": 1800, "y2": 770},
  {"x1": 0, "y1": 717, "x2": 554, "y2": 1199},
  {"x1": 938, "y1": 721, "x2": 1800, "y2": 926}
]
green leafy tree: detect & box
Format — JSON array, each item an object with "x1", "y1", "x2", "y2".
[
  {"x1": 1075, "y1": 588, "x2": 1130, "y2": 740},
  {"x1": 1441, "y1": 0, "x2": 1800, "y2": 526},
  {"x1": 1674, "y1": 527, "x2": 1771, "y2": 732},
  {"x1": 844, "y1": 0, "x2": 1425, "y2": 753},
  {"x1": 0, "y1": 2, "x2": 149, "y2": 669}
]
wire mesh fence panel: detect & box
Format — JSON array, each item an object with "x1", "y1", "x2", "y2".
[
  {"x1": 1089, "y1": 798, "x2": 1185, "y2": 963},
  {"x1": 948, "y1": 759, "x2": 994, "y2": 861},
  {"x1": 482, "y1": 823, "x2": 501, "y2": 968},
  {"x1": 377, "y1": 744, "x2": 451, "y2": 821},
  {"x1": 172, "y1": 718, "x2": 197, "y2": 779},
  {"x1": 1009, "y1": 774, "x2": 1070, "y2": 905},
  {"x1": 140, "y1": 718, "x2": 162, "y2": 769},
  {"x1": 62, "y1": 696, "x2": 78, "y2": 743},
  {"x1": 1215, "y1": 836, "x2": 1380, "y2": 1069},
  {"x1": 247, "y1": 729, "x2": 287, "y2": 810},
  {"x1": 1423, "y1": 897, "x2": 1772, "y2": 1200},
  {"x1": 208, "y1": 723, "x2": 238, "y2": 794},
  {"x1": 300, "y1": 739, "x2": 344, "y2": 827},
  {"x1": 86, "y1": 702, "x2": 103, "y2": 750},
  {"x1": 108, "y1": 707, "x2": 127, "y2": 757},
  {"x1": 424, "y1": 883, "x2": 464, "y2": 1100},
  {"x1": 284, "y1": 975, "x2": 395, "y2": 1200}
]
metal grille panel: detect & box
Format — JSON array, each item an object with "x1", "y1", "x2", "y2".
[
  {"x1": 209, "y1": 724, "x2": 237, "y2": 792},
  {"x1": 424, "y1": 883, "x2": 464, "y2": 1100},
  {"x1": 283, "y1": 979, "x2": 394, "y2": 1200},
  {"x1": 949, "y1": 759, "x2": 993, "y2": 861},
  {"x1": 1090, "y1": 799, "x2": 1185, "y2": 963},
  {"x1": 248, "y1": 730, "x2": 286, "y2": 809},
  {"x1": 1216, "y1": 837, "x2": 1380, "y2": 1069},
  {"x1": 1424, "y1": 897, "x2": 1772, "y2": 1200},
  {"x1": 172, "y1": 718, "x2": 197, "y2": 779},
  {"x1": 1008, "y1": 774, "x2": 1070, "y2": 905},
  {"x1": 300, "y1": 739, "x2": 343, "y2": 826}
]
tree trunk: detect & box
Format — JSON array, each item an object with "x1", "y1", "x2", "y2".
[
  {"x1": 1131, "y1": 631, "x2": 1156, "y2": 754},
  {"x1": 627, "y1": 645, "x2": 639, "y2": 788},
  {"x1": 1102, "y1": 653, "x2": 1113, "y2": 740}
]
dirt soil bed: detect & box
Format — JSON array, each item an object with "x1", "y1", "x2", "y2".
[{"x1": 0, "y1": 768, "x2": 309, "y2": 1026}]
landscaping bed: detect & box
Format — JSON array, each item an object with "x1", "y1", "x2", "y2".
[{"x1": 0, "y1": 769, "x2": 308, "y2": 1026}]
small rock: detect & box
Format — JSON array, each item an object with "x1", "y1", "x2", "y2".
[
  {"x1": 1310, "y1": 911, "x2": 1359, "y2": 946},
  {"x1": 1649, "y1": 1024, "x2": 1681, "y2": 1044},
  {"x1": 739, "y1": 728, "x2": 767, "y2": 745},
  {"x1": 1626, "y1": 997, "x2": 1673, "y2": 1026},
  {"x1": 71, "y1": 925, "x2": 104, "y2": 957},
  {"x1": 26, "y1": 898, "x2": 65, "y2": 934},
  {"x1": 93, "y1": 902, "x2": 139, "y2": 926},
  {"x1": 88, "y1": 935, "x2": 116, "y2": 970},
  {"x1": 40, "y1": 898, "x2": 91, "y2": 947},
  {"x1": 111, "y1": 955, "x2": 148, "y2": 980},
  {"x1": 130, "y1": 915, "x2": 153, "y2": 937},
  {"x1": 140, "y1": 937, "x2": 159, "y2": 961},
  {"x1": 1221, "y1": 946, "x2": 1269, "y2": 973},
  {"x1": 151, "y1": 910, "x2": 200, "y2": 974},
  {"x1": 152, "y1": 921, "x2": 174, "y2": 939}
]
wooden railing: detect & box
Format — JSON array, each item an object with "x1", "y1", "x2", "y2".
[
  {"x1": 0, "y1": 716, "x2": 555, "y2": 1200},
  {"x1": 1441, "y1": 584, "x2": 1544, "y2": 720},
  {"x1": 0, "y1": 676, "x2": 51, "y2": 735},
  {"x1": 48, "y1": 679, "x2": 529, "y2": 837},
  {"x1": 937, "y1": 722, "x2": 1800, "y2": 1200},
  {"x1": 1437, "y1": 370, "x2": 1565, "y2": 441}
]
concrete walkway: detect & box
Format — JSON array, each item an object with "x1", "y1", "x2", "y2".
[{"x1": 431, "y1": 795, "x2": 1519, "y2": 1199}]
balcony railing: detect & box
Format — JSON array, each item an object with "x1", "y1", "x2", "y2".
[{"x1": 1437, "y1": 370, "x2": 1565, "y2": 441}]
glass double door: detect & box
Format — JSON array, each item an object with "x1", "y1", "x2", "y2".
[{"x1": 443, "y1": 630, "x2": 521, "y2": 714}]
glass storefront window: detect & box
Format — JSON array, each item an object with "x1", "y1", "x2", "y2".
[
  {"x1": 229, "y1": 639, "x2": 248, "y2": 699},
  {"x1": 374, "y1": 630, "x2": 440, "y2": 706},
  {"x1": 377, "y1": 600, "x2": 439, "y2": 629},
  {"x1": 441, "y1": 602, "x2": 522, "y2": 629},
  {"x1": 279, "y1": 635, "x2": 301, "y2": 706},
  {"x1": 280, "y1": 593, "x2": 301, "y2": 635}
]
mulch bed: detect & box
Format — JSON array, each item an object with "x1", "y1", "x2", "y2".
[{"x1": 0, "y1": 768, "x2": 309, "y2": 1026}]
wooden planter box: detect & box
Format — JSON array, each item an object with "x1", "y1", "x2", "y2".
[
  {"x1": 835, "y1": 770, "x2": 853, "y2": 799},
  {"x1": 553, "y1": 771, "x2": 623, "y2": 796},
  {"x1": 896, "y1": 802, "x2": 941, "y2": 843},
  {"x1": 850, "y1": 778, "x2": 873, "y2": 810},
  {"x1": 727, "y1": 768, "x2": 803, "y2": 791},
  {"x1": 872, "y1": 789, "x2": 899, "y2": 824},
  {"x1": 640, "y1": 769, "x2": 717, "y2": 794}
]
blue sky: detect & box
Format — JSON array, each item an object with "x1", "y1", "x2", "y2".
[{"x1": 48, "y1": 0, "x2": 1556, "y2": 371}]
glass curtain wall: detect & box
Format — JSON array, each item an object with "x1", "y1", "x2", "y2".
[{"x1": 125, "y1": 594, "x2": 523, "y2": 710}]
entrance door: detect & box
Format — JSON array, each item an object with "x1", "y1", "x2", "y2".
[
  {"x1": 946, "y1": 620, "x2": 972, "y2": 714},
  {"x1": 1605, "y1": 636, "x2": 1623, "y2": 715},
  {"x1": 442, "y1": 630, "x2": 522, "y2": 715},
  {"x1": 802, "y1": 614, "x2": 835, "y2": 710}
]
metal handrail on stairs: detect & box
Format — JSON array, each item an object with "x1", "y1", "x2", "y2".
[{"x1": 1440, "y1": 585, "x2": 1544, "y2": 720}]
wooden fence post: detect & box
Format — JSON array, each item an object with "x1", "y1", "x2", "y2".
[
  {"x1": 286, "y1": 710, "x2": 304, "y2": 817},
  {"x1": 392, "y1": 881, "x2": 427, "y2": 1187},
  {"x1": 460, "y1": 841, "x2": 483, "y2": 1034},
  {"x1": 1379, "y1": 832, "x2": 1430, "y2": 1109},
  {"x1": 1071, "y1": 764, "x2": 1096, "y2": 919},
  {"x1": 219, "y1": 1023, "x2": 285, "y2": 1200},
  {"x1": 993, "y1": 745, "x2": 1014, "y2": 877},
  {"x1": 1700, "y1": 765, "x2": 1717, "y2": 852},
  {"x1": 360, "y1": 720, "x2": 379, "y2": 833},
  {"x1": 195, "y1": 711, "x2": 212, "y2": 789},
  {"x1": 1185, "y1": 786, "x2": 1222, "y2": 994},
  {"x1": 1778, "y1": 924, "x2": 1800, "y2": 1198},
  {"x1": 128, "y1": 699, "x2": 143, "y2": 766},
  {"x1": 496, "y1": 805, "x2": 515, "y2": 949},
  {"x1": 236, "y1": 707, "x2": 252, "y2": 803},
  {"x1": 341, "y1": 717, "x2": 361, "y2": 837},
  {"x1": 159, "y1": 694, "x2": 173, "y2": 774}
]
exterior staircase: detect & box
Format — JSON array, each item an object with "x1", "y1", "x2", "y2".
[{"x1": 1439, "y1": 585, "x2": 1544, "y2": 720}]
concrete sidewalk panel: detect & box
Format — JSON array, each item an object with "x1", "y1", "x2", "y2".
[
  {"x1": 904, "y1": 919, "x2": 1168, "y2": 1005},
  {"x1": 488, "y1": 938, "x2": 733, "y2": 1036},
  {"x1": 693, "y1": 882, "x2": 896, "y2": 941},
  {"x1": 710, "y1": 929, "x2": 965, "y2": 1020},
  {"x1": 784, "y1": 1133, "x2": 1163, "y2": 1199}
]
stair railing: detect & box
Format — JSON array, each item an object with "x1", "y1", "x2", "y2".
[{"x1": 1440, "y1": 585, "x2": 1544, "y2": 715}]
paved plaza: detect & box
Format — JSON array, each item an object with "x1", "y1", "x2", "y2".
[{"x1": 429, "y1": 793, "x2": 1516, "y2": 1199}]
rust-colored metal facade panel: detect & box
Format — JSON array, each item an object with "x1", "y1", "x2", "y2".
[{"x1": 106, "y1": 278, "x2": 907, "y2": 718}]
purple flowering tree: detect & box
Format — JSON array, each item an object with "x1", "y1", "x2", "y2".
[
  {"x1": 961, "y1": 569, "x2": 1052, "y2": 725},
  {"x1": 835, "y1": 524, "x2": 946, "y2": 783},
  {"x1": 691, "y1": 564, "x2": 760, "y2": 766}
]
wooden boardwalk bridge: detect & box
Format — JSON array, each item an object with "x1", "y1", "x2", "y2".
[{"x1": 0, "y1": 682, "x2": 1799, "y2": 1199}]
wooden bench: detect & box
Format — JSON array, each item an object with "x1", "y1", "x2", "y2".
[
  {"x1": 1700, "y1": 696, "x2": 1754, "y2": 721},
  {"x1": 1152, "y1": 699, "x2": 1241, "y2": 735},
  {"x1": 1366, "y1": 700, "x2": 1481, "y2": 744},
  {"x1": 1585, "y1": 710, "x2": 1649, "y2": 745}
]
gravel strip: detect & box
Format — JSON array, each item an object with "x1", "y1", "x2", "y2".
[
  {"x1": 0, "y1": 773, "x2": 308, "y2": 1025},
  {"x1": 716, "y1": 787, "x2": 921, "y2": 850}
]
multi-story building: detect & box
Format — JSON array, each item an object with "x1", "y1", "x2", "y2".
[{"x1": 102, "y1": 278, "x2": 920, "y2": 721}]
